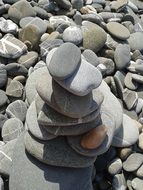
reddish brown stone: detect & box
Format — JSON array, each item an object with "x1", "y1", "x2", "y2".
[{"x1": 80, "y1": 125, "x2": 107, "y2": 149}]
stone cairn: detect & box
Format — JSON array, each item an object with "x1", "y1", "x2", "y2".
[{"x1": 0, "y1": 0, "x2": 143, "y2": 189}]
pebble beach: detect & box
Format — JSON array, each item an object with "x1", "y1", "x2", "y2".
[{"x1": 0, "y1": 0, "x2": 143, "y2": 189}]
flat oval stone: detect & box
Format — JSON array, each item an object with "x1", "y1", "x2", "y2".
[
  {"x1": 81, "y1": 125, "x2": 107, "y2": 149},
  {"x1": 132, "y1": 73, "x2": 143, "y2": 84},
  {"x1": 56, "y1": 59, "x2": 102, "y2": 96},
  {"x1": 62, "y1": 26, "x2": 83, "y2": 45},
  {"x1": 47, "y1": 42, "x2": 81, "y2": 80},
  {"x1": 132, "y1": 178, "x2": 143, "y2": 190},
  {"x1": 2, "y1": 118, "x2": 24, "y2": 142},
  {"x1": 24, "y1": 131, "x2": 96, "y2": 168},
  {"x1": 123, "y1": 153, "x2": 143, "y2": 172},
  {"x1": 106, "y1": 22, "x2": 130, "y2": 40},
  {"x1": 112, "y1": 114, "x2": 139, "y2": 147},
  {"x1": 6, "y1": 100, "x2": 27, "y2": 122},
  {"x1": 82, "y1": 21, "x2": 107, "y2": 53},
  {"x1": 127, "y1": 32, "x2": 143, "y2": 51},
  {"x1": 114, "y1": 44, "x2": 131, "y2": 70}
]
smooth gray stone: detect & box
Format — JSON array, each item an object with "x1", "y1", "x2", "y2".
[
  {"x1": 82, "y1": 49, "x2": 100, "y2": 67},
  {"x1": 127, "y1": 32, "x2": 143, "y2": 51},
  {"x1": 124, "y1": 72, "x2": 138, "y2": 90},
  {"x1": 8, "y1": 0, "x2": 36, "y2": 24},
  {"x1": 2, "y1": 118, "x2": 24, "y2": 142},
  {"x1": 0, "y1": 114, "x2": 7, "y2": 130},
  {"x1": 107, "y1": 158, "x2": 122, "y2": 176},
  {"x1": 3, "y1": 0, "x2": 20, "y2": 3},
  {"x1": 47, "y1": 42, "x2": 81, "y2": 80},
  {"x1": 82, "y1": 21, "x2": 107, "y2": 53},
  {"x1": 132, "y1": 178, "x2": 143, "y2": 190},
  {"x1": 37, "y1": 70, "x2": 103, "y2": 118},
  {"x1": 27, "y1": 100, "x2": 101, "y2": 138},
  {"x1": 112, "y1": 114, "x2": 139, "y2": 147},
  {"x1": 114, "y1": 70, "x2": 125, "y2": 99},
  {"x1": 6, "y1": 100, "x2": 27, "y2": 122},
  {"x1": 0, "y1": 34, "x2": 27, "y2": 59},
  {"x1": 37, "y1": 98, "x2": 100, "y2": 126},
  {"x1": 40, "y1": 39, "x2": 63, "y2": 57},
  {"x1": 114, "y1": 44, "x2": 131, "y2": 70},
  {"x1": 10, "y1": 134, "x2": 93, "y2": 190},
  {"x1": 123, "y1": 153, "x2": 143, "y2": 172},
  {"x1": 132, "y1": 73, "x2": 143, "y2": 84},
  {"x1": 62, "y1": 26, "x2": 83, "y2": 45},
  {"x1": 26, "y1": 101, "x2": 57, "y2": 140},
  {"x1": 0, "y1": 17, "x2": 18, "y2": 34},
  {"x1": 33, "y1": 6, "x2": 50, "y2": 20},
  {"x1": 112, "y1": 173, "x2": 127, "y2": 190},
  {"x1": 53, "y1": 80, "x2": 103, "y2": 118},
  {"x1": 33, "y1": 61, "x2": 46, "y2": 71},
  {"x1": 81, "y1": 13, "x2": 102, "y2": 25},
  {"x1": 71, "y1": 0, "x2": 83, "y2": 10},
  {"x1": 24, "y1": 131, "x2": 97, "y2": 168},
  {"x1": 98, "y1": 57, "x2": 115, "y2": 75},
  {"x1": 38, "y1": 0, "x2": 56, "y2": 12},
  {"x1": 56, "y1": 59, "x2": 102, "y2": 96},
  {"x1": 49, "y1": 16, "x2": 73, "y2": 28},
  {"x1": 106, "y1": 22, "x2": 130, "y2": 40},
  {"x1": 25, "y1": 67, "x2": 47, "y2": 104},
  {"x1": 0, "y1": 64, "x2": 7, "y2": 88},
  {"x1": 6, "y1": 80, "x2": 24, "y2": 98},
  {"x1": 123, "y1": 88, "x2": 138, "y2": 110},
  {"x1": 0, "y1": 90, "x2": 8, "y2": 108},
  {"x1": 5, "y1": 63, "x2": 28, "y2": 77},
  {"x1": 20, "y1": 17, "x2": 48, "y2": 35},
  {"x1": 17, "y1": 51, "x2": 38, "y2": 69},
  {"x1": 0, "y1": 139, "x2": 16, "y2": 176}
]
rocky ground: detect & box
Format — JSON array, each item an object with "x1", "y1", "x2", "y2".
[{"x1": 0, "y1": 0, "x2": 143, "y2": 189}]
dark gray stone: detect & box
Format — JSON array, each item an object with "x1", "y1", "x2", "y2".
[
  {"x1": 0, "y1": 64, "x2": 7, "y2": 88},
  {"x1": 0, "y1": 114, "x2": 7, "y2": 130},
  {"x1": 5, "y1": 63, "x2": 28, "y2": 77},
  {"x1": 54, "y1": 0, "x2": 71, "y2": 10},
  {"x1": 0, "y1": 90, "x2": 8, "y2": 108},
  {"x1": 71, "y1": 0, "x2": 83, "y2": 10},
  {"x1": 10, "y1": 133, "x2": 93, "y2": 190},
  {"x1": 132, "y1": 73, "x2": 143, "y2": 84},
  {"x1": 114, "y1": 71, "x2": 125, "y2": 99},
  {"x1": 24, "y1": 131, "x2": 97, "y2": 168}
]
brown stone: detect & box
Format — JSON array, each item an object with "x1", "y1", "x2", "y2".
[{"x1": 80, "y1": 125, "x2": 107, "y2": 149}]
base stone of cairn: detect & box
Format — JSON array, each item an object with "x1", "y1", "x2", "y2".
[{"x1": 10, "y1": 42, "x2": 139, "y2": 190}]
